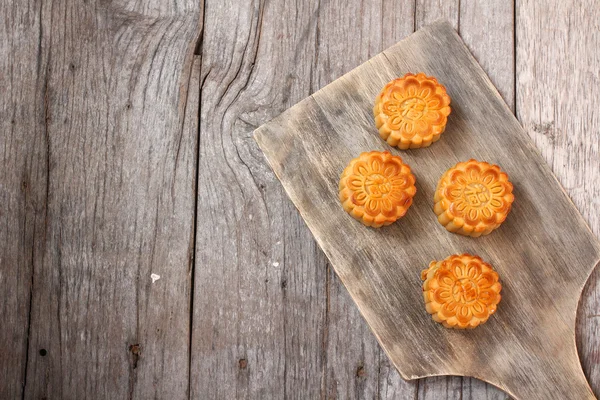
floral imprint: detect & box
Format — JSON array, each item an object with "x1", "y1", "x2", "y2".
[
  {"x1": 421, "y1": 254, "x2": 502, "y2": 329},
  {"x1": 339, "y1": 151, "x2": 416, "y2": 228},
  {"x1": 434, "y1": 159, "x2": 514, "y2": 237},
  {"x1": 374, "y1": 72, "x2": 451, "y2": 149}
]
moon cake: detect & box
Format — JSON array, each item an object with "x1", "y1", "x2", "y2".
[
  {"x1": 339, "y1": 151, "x2": 416, "y2": 228},
  {"x1": 374, "y1": 72, "x2": 451, "y2": 149},
  {"x1": 434, "y1": 160, "x2": 514, "y2": 237},
  {"x1": 421, "y1": 254, "x2": 502, "y2": 329}
]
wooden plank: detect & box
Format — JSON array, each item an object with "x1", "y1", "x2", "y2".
[
  {"x1": 460, "y1": 0, "x2": 515, "y2": 112},
  {"x1": 418, "y1": 377, "x2": 461, "y2": 400},
  {"x1": 0, "y1": 1, "x2": 45, "y2": 398},
  {"x1": 457, "y1": 2, "x2": 514, "y2": 398},
  {"x1": 413, "y1": 4, "x2": 461, "y2": 399},
  {"x1": 416, "y1": 0, "x2": 459, "y2": 30},
  {"x1": 314, "y1": 2, "x2": 512, "y2": 398},
  {"x1": 255, "y1": 21, "x2": 600, "y2": 399},
  {"x1": 190, "y1": 0, "x2": 327, "y2": 398},
  {"x1": 22, "y1": 1, "x2": 201, "y2": 398},
  {"x1": 314, "y1": 1, "x2": 417, "y2": 398},
  {"x1": 516, "y1": 0, "x2": 600, "y2": 396},
  {"x1": 395, "y1": 2, "x2": 514, "y2": 397}
]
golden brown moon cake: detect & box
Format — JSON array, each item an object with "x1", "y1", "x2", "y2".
[
  {"x1": 434, "y1": 160, "x2": 514, "y2": 237},
  {"x1": 374, "y1": 72, "x2": 451, "y2": 149},
  {"x1": 339, "y1": 151, "x2": 416, "y2": 228},
  {"x1": 421, "y1": 254, "x2": 502, "y2": 329}
]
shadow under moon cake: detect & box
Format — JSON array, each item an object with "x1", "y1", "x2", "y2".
[
  {"x1": 339, "y1": 151, "x2": 416, "y2": 228},
  {"x1": 421, "y1": 254, "x2": 502, "y2": 329},
  {"x1": 434, "y1": 160, "x2": 515, "y2": 237},
  {"x1": 374, "y1": 72, "x2": 451, "y2": 149}
]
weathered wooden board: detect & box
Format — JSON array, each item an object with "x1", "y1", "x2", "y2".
[
  {"x1": 191, "y1": 0, "x2": 515, "y2": 398},
  {"x1": 4, "y1": 0, "x2": 599, "y2": 398},
  {"x1": 190, "y1": 0, "x2": 327, "y2": 398},
  {"x1": 314, "y1": 1, "x2": 417, "y2": 398},
  {"x1": 0, "y1": 1, "x2": 46, "y2": 398},
  {"x1": 516, "y1": 0, "x2": 600, "y2": 396},
  {"x1": 14, "y1": 0, "x2": 201, "y2": 398},
  {"x1": 417, "y1": 2, "x2": 513, "y2": 398},
  {"x1": 255, "y1": 20, "x2": 600, "y2": 399}
]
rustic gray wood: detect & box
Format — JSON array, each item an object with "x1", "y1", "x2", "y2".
[
  {"x1": 191, "y1": 1, "x2": 326, "y2": 398},
  {"x1": 416, "y1": 0, "x2": 459, "y2": 30},
  {"x1": 405, "y1": 2, "x2": 512, "y2": 398},
  {"x1": 460, "y1": 0, "x2": 515, "y2": 112},
  {"x1": 414, "y1": 4, "x2": 512, "y2": 399},
  {"x1": 0, "y1": 1, "x2": 46, "y2": 398},
  {"x1": 191, "y1": 1, "x2": 520, "y2": 398},
  {"x1": 255, "y1": 21, "x2": 600, "y2": 399},
  {"x1": 515, "y1": 0, "x2": 600, "y2": 396},
  {"x1": 315, "y1": 1, "x2": 416, "y2": 399},
  {"x1": 4, "y1": 0, "x2": 202, "y2": 398},
  {"x1": 457, "y1": 2, "x2": 514, "y2": 398},
  {"x1": 413, "y1": 5, "x2": 463, "y2": 399},
  {"x1": 3, "y1": 0, "x2": 600, "y2": 398}
]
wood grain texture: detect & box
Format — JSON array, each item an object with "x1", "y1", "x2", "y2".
[
  {"x1": 460, "y1": 0, "x2": 515, "y2": 112},
  {"x1": 408, "y1": 1, "x2": 512, "y2": 398},
  {"x1": 191, "y1": 0, "x2": 326, "y2": 398},
  {"x1": 412, "y1": 7, "x2": 460, "y2": 400},
  {"x1": 416, "y1": 0, "x2": 458, "y2": 30},
  {"x1": 516, "y1": 0, "x2": 600, "y2": 395},
  {"x1": 315, "y1": 1, "x2": 416, "y2": 398},
  {"x1": 0, "y1": 1, "x2": 46, "y2": 398},
  {"x1": 457, "y1": 2, "x2": 514, "y2": 398},
  {"x1": 255, "y1": 21, "x2": 600, "y2": 399},
  {"x1": 18, "y1": 1, "x2": 201, "y2": 398},
  {"x1": 192, "y1": 1, "x2": 516, "y2": 399},
  {"x1": 4, "y1": 0, "x2": 599, "y2": 398}
]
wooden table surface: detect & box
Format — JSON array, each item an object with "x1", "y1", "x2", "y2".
[{"x1": 2, "y1": 1, "x2": 599, "y2": 399}]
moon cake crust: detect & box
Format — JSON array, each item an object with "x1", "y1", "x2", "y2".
[
  {"x1": 434, "y1": 159, "x2": 515, "y2": 237},
  {"x1": 421, "y1": 254, "x2": 502, "y2": 329},
  {"x1": 339, "y1": 151, "x2": 416, "y2": 228},
  {"x1": 374, "y1": 72, "x2": 451, "y2": 149}
]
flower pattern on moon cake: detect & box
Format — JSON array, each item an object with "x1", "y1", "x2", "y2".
[
  {"x1": 339, "y1": 151, "x2": 416, "y2": 228},
  {"x1": 434, "y1": 160, "x2": 514, "y2": 237},
  {"x1": 421, "y1": 254, "x2": 502, "y2": 329},
  {"x1": 374, "y1": 72, "x2": 451, "y2": 149}
]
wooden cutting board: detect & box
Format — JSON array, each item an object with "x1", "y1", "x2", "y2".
[{"x1": 254, "y1": 20, "x2": 600, "y2": 399}]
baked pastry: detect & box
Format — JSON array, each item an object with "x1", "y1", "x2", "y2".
[
  {"x1": 374, "y1": 72, "x2": 451, "y2": 149},
  {"x1": 421, "y1": 254, "x2": 502, "y2": 329},
  {"x1": 434, "y1": 160, "x2": 514, "y2": 237},
  {"x1": 339, "y1": 151, "x2": 416, "y2": 227}
]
